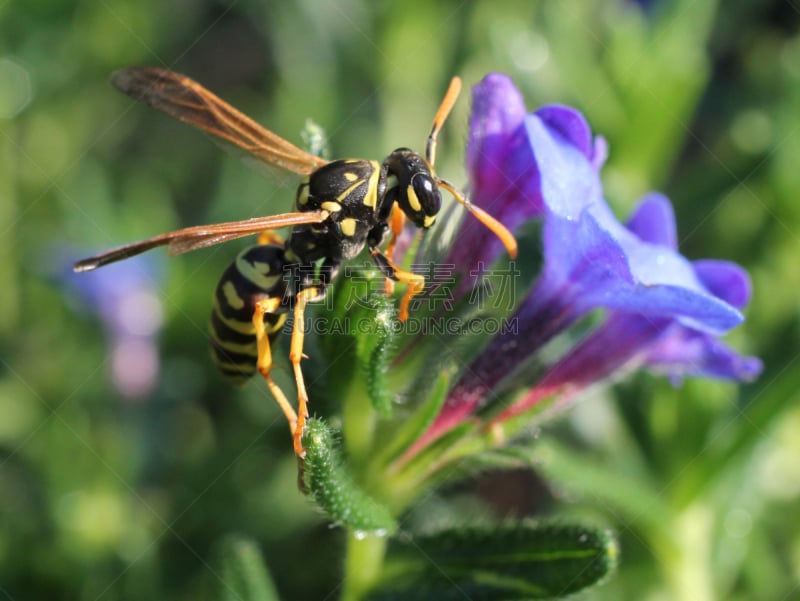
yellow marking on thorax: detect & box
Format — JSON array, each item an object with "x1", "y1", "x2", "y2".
[
  {"x1": 362, "y1": 160, "x2": 381, "y2": 209},
  {"x1": 340, "y1": 217, "x2": 357, "y2": 237},
  {"x1": 343, "y1": 172, "x2": 359, "y2": 182},
  {"x1": 336, "y1": 178, "x2": 366, "y2": 203},
  {"x1": 320, "y1": 201, "x2": 342, "y2": 213},
  {"x1": 297, "y1": 180, "x2": 310, "y2": 206},
  {"x1": 222, "y1": 281, "x2": 245, "y2": 310},
  {"x1": 423, "y1": 215, "x2": 436, "y2": 228}
]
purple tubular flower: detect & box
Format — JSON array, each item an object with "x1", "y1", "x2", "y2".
[
  {"x1": 447, "y1": 75, "x2": 608, "y2": 283},
  {"x1": 446, "y1": 74, "x2": 540, "y2": 280},
  {"x1": 624, "y1": 198, "x2": 761, "y2": 384},
  {"x1": 414, "y1": 74, "x2": 759, "y2": 449},
  {"x1": 498, "y1": 199, "x2": 762, "y2": 423}
]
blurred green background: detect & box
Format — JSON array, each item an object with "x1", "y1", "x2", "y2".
[{"x1": 1, "y1": 0, "x2": 798, "y2": 599}]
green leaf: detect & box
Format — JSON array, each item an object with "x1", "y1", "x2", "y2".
[
  {"x1": 535, "y1": 439, "x2": 672, "y2": 537},
  {"x1": 368, "y1": 521, "x2": 617, "y2": 600},
  {"x1": 214, "y1": 535, "x2": 281, "y2": 601},
  {"x1": 376, "y1": 369, "x2": 453, "y2": 467},
  {"x1": 394, "y1": 421, "x2": 478, "y2": 486},
  {"x1": 302, "y1": 418, "x2": 397, "y2": 536}
]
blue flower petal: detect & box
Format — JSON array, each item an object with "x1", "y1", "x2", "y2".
[
  {"x1": 625, "y1": 193, "x2": 678, "y2": 249},
  {"x1": 537, "y1": 210, "x2": 633, "y2": 305},
  {"x1": 538, "y1": 196, "x2": 744, "y2": 334},
  {"x1": 535, "y1": 105, "x2": 595, "y2": 161},
  {"x1": 523, "y1": 107, "x2": 736, "y2": 334},
  {"x1": 644, "y1": 326, "x2": 763, "y2": 383},
  {"x1": 466, "y1": 73, "x2": 529, "y2": 183},
  {"x1": 525, "y1": 112, "x2": 602, "y2": 219},
  {"x1": 693, "y1": 260, "x2": 752, "y2": 309},
  {"x1": 590, "y1": 135, "x2": 609, "y2": 171}
]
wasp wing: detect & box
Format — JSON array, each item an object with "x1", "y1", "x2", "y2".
[
  {"x1": 73, "y1": 210, "x2": 328, "y2": 272},
  {"x1": 112, "y1": 67, "x2": 328, "y2": 176}
]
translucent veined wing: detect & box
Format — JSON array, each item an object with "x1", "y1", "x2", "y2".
[
  {"x1": 73, "y1": 210, "x2": 328, "y2": 272},
  {"x1": 112, "y1": 67, "x2": 328, "y2": 176}
]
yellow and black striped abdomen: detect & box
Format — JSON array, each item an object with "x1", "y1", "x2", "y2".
[{"x1": 209, "y1": 245, "x2": 289, "y2": 383}]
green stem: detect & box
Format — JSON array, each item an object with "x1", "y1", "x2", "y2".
[
  {"x1": 340, "y1": 531, "x2": 387, "y2": 601},
  {"x1": 664, "y1": 503, "x2": 715, "y2": 601},
  {"x1": 342, "y1": 385, "x2": 376, "y2": 468}
]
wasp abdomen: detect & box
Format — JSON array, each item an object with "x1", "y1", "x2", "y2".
[{"x1": 209, "y1": 245, "x2": 289, "y2": 383}]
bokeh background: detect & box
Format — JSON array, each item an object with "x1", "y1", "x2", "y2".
[{"x1": 2, "y1": 0, "x2": 799, "y2": 599}]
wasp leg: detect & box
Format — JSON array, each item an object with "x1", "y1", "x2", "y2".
[
  {"x1": 370, "y1": 248, "x2": 425, "y2": 322},
  {"x1": 289, "y1": 286, "x2": 324, "y2": 457},
  {"x1": 383, "y1": 204, "x2": 406, "y2": 296},
  {"x1": 253, "y1": 297, "x2": 298, "y2": 435},
  {"x1": 257, "y1": 230, "x2": 285, "y2": 246}
]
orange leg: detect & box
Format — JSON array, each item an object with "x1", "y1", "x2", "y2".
[
  {"x1": 289, "y1": 286, "x2": 322, "y2": 457},
  {"x1": 253, "y1": 297, "x2": 298, "y2": 434},
  {"x1": 257, "y1": 230, "x2": 285, "y2": 246},
  {"x1": 370, "y1": 248, "x2": 425, "y2": 322},
  {"x1": 396, "y1": 271, "x2": 425, "y2": 323},
  {"x1": 383, "y1": 204, "x2": 406, "y2": 296}
]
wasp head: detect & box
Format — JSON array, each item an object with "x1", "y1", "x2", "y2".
[
  {"x1": 385, "y1": 149, "x2": 442, "y2": 230},
  {"x1": 404, "y1": 171, "x2": 442, "y2": 229}
]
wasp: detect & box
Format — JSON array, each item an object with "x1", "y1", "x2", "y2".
[{"x1": 75, "y1": 68, "x2": 517, "y2": 456}]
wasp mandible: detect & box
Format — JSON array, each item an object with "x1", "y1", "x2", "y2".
[{"x1": 75, "y1": 68, "x2": 517, "y2": 456}]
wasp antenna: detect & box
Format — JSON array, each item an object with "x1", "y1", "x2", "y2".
[
  {"x1": 426, "y1": 77, "x2": 462, "y2": 170},
  {"x1": 438, "y1": 178, "x2": 518, "y2": 260}
]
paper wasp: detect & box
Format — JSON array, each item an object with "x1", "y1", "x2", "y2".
[{"x1": 74, "y1": 67, "x2": 517, "y2": 456}]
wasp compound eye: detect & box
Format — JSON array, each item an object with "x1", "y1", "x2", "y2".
[{"x1": 409, "y1": 173, "x2": 441, "y2": 225}]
